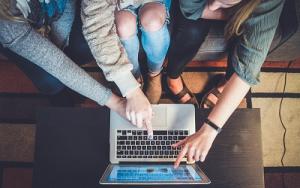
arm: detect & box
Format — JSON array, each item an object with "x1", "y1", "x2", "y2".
[
  {"x1": 80, "y1": 0, "x2": 139, "y2": 97},
  {"x1": 81, "y1": 0, "x2": 153, "y2": 133},
  {"x1": 173, "y1": 0, "x2": 285, "y2": 167},
  {"x1": 0, "y1": 19, "x2": 125, "y2": 111}
]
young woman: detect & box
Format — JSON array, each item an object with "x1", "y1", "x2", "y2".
[
  {"x1": 170, "y1": 0, "x2": 284, "y2": 167},
  {"x1": 113, "y1": 0, "x2": 171, "y2": 104},
  {"x1": 0, "y1": 0, "x2": 153, "y2": 134}
]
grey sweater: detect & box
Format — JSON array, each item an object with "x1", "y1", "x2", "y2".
[{"x1": 0, "y1": 19, "x2": 112, "y2": 105}]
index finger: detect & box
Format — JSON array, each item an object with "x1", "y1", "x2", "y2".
[
  {"x1": 145, "y1": 118, "x2": 153, "y2": 140},
  {"x1": 174, "y1": 145, "x2": 188, "y2": 168}
]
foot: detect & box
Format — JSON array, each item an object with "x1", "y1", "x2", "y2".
[
  {"x1": 167, "y1": 76, "x2": 192, "y2": 103},
  {"x1": 145, "y1": 73, "x2": 162, "y2": 104},
  {"x1": 203, "y1": 83, "x2": 225, "y2": 108}
]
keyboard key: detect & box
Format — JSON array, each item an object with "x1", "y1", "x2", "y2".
[
  {"x1": 137, "y1": 131, "x2": 142, "y2": 135},
  {"x1": 161, "y1": 141, "x2": 165, "y2": 145},
  {"x1": 146, "y1": 141, "x2": 150, "y2": 145},
  {"x1": 122, "y1": 130, "x2": 126, "y2": 135},
  {"x1": 131, "y1": 141, "x2": 135, "y2": 145},
  {"x1": 184, "y1": 131, "x2": 188, "y2": 135},
  {"x1": 117, "y1": 141, "x2": 125, "y2": 145},
  {"x1": 132, "y1": 131, "x2": 137, "y2": 135},
  {"x1": 117, "y1": 136, "x2": 127, "y2": 140},
  {"x1": 153, "y1": 130, "x2": 167, "y2": 135},
  {"x1": 136, "y1": 141, "x2": 140, "y2": 145}
]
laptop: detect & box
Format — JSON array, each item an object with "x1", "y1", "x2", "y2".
[{"x1": 100, "y1": 104, "x2": 211, "y2": 185}]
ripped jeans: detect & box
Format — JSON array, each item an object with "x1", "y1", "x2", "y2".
[{"x1": 119, "y1": 0, "x2": 171, "y2": 78}]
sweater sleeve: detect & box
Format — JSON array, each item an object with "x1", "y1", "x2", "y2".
[
  {"x1": 0, "y1": 19, "x2": 112, "y2": 106},
  {"x1": 81, "y1": 0, "x2": 140, "y2": 97}
]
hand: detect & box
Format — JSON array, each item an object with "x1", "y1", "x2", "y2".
[
  {"x1": 16, "y1": 0, "x2": 31, "y2": 18},
  {"x1": 172, "y1": 123, "x2": 218, "y2": 168},
  {"x1": 126, "y1": 88, "x2": 153, "y2": 137},
  {"x1": 105, "y1": 93, "x2": 127, "y2": 119}
]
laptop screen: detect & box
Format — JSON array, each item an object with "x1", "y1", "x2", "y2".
[{"x1": 107, "y1": 164, "x2": 202, "y2": 182}]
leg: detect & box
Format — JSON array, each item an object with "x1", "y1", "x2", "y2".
[
  {"x1": 140, "y1": 2, "x2": 170, "y2": 75},
  {"x1": 0, "y1": 45, "x2": 65, "y2": 95},
  {"x1": 139, "y1": 2, "x2": 170, "y2": 104},
  {"x1": 65, "y1": 0, "x2": 94, "y2": 64},
  {"x1": 166, "y1": 8, "x2": 210, "y2": 103},
  {"x1": 50, "y1": 0, "x2": 76, "y2": 49},
  {"x1": 115, "y1": 10, "x2": 141, "y2": 79}
]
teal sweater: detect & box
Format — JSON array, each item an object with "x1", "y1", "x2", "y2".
[{"x1": 179, "y1": 0, "x2": 285, "y2": 85}]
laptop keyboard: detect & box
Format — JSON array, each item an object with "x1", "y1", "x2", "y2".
[{"x1": 116, "y1": 130, "x2": 189, "y2": 159}]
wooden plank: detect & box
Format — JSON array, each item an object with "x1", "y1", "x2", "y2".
[
  {"x1": 0, "y1": 60, "x2": 38, "y2": 93},
  {"x1": 2, "y1": 168, "x2": 33, "y2": 188}
]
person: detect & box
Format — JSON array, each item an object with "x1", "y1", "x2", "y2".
[
  {"x1": 170, "y1": 0, "x2": 284, "y2": 168},
  {"x1": 81, "y1": 0, "x2": 155, "y2": 130},
  {"x1": 0, "y1": 0, "x2": 153, "y2": 135},
  {"x1": 114, "y1": 0, "x2": 171, "y2": 104}
]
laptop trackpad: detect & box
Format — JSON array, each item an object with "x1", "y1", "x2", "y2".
[{"x1": 152, "y1": 106, "x2": 167, "y2": 128}]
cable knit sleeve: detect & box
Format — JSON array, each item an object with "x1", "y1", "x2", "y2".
[{"x1": 81, "y1": 0, "x2": 140, "y2": 97}]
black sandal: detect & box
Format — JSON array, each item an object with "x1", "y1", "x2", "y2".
[{"x1": 164, "y1": 75, "x2": 199, "y2": 108}]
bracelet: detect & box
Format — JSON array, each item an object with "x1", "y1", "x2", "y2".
[{"x1": 204, "y1": 118, "x2": 222, "y2": 134}]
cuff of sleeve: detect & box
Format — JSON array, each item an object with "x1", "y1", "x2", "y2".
[
  {"x1": 113, "y1": 71, "x2": 140, "y2": 97},
  {"x1": 98, "y1": 88, "x2": 113, "y2": 106}
]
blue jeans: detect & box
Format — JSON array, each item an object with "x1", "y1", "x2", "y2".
[{"x1": 120, "y1": 0, "x2": 171, "y2": 77}]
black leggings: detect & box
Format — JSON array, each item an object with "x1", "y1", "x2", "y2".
[{"x1": 167, "y1": 1, "x2": 211, "y2": 79}]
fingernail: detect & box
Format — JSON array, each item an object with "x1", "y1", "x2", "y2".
[{"x1": 148, "y1": 134, "x2": 153, "y2": 140}]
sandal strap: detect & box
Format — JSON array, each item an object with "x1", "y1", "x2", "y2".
[
  {"x1": 211, "y1": 88, "x2": 222, "y2": 99},
  {"x1": 173, "y1": 86, "x2": 189, "y2": 101},
  {"x1": 203, "y1": 98, "x2": 215, "y2": 108}
]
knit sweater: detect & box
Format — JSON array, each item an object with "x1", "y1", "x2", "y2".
[{"x1": 81, "y1": 0, "x2": 158, "y2": 97}]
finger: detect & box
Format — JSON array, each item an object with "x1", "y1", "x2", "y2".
[
  {"x1": 145, "y1": 119, "x2": 153, "y2": 140},
  {"x1": 194, "y1": 150, "x2": 201, "y2": 162},
  {"x1": 200, "y1": 151, "x2": 208, "y2": 162},
  {"x1": 136, "y1": 113, "x2": 143, "y2": 128},
  {"x1": 126, "y1": 110, "x2": 131, "y2": 121},
  {"x1": 174, "y1": 145, "x2": 188, "y2": 168},
  {"x1": 172, "y1": 137, "x2": 187, "y2": 148},
  {"x1": 130, "y1": 111, "x2": 136, "y2": 126},
  {"x1": 187, "y1": 147, "x2": 196, "y2": 164}
]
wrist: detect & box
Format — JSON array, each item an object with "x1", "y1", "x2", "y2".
[
  {"x1": 105, "y1": 93, "x2": 122, "y2": 110},
  {"x1": 126, "y1": 87, "x2": 141, "y2": 99},
  {"x1": 204, "y1": 118, "x2": 222, "y2": 134}
]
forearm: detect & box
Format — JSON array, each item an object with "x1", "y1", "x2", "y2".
[
  {"x1": 81, "y1": 0, "x2": 139, "y2": 97},
  {"x1": 0, "y1": 20, "x2": 112, "y2": 105},
  {"x1": 207, "y1": 73, "x2": 250, "y2": 128}
]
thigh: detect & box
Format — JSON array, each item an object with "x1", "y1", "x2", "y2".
[
  {"x1": 50, "y1": 0, "x2": 77, "y2": 49},
  {"x1": 65, "y1": 0, "x2": 94, "y2": 64}
]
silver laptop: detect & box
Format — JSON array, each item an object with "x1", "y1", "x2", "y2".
[{"x1": 100, "y1": 104, "x2": 211, "y2": 185}]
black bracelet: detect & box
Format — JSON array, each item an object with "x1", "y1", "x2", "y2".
[{"x1": 204, "y1": 118, "x2": 222, "y2": 134}]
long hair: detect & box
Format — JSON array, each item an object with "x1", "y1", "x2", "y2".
[
  {"x1": 0, "y1": 0, "x2": 25, "y2": 21},
  {"x1": 225, "y1": 0, "x2": 261, "y2": 40}
]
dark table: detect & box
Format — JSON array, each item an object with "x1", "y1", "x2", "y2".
[{"x1": 33, "y1": 107, "x2": 264, "y2": 188}]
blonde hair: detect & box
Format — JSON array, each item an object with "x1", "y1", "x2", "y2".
[
  {"x1": 0, "y1": 0, "x2": 25, "y2": 21},
  {"x1": 225, "y1": 0, "x2": 261, "y2": 40}
]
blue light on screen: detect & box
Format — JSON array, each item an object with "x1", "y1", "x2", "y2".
[{"x1": 108, "y1": 165, "x2": 202, "y2": 182}]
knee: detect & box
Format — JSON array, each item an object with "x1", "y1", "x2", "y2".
[
  {"x1": 140, "y1": 3, "x2": 166, "y2": 32},
  {"x1": 115, "y1": 11, "x2": 137, "y2": 39}
]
